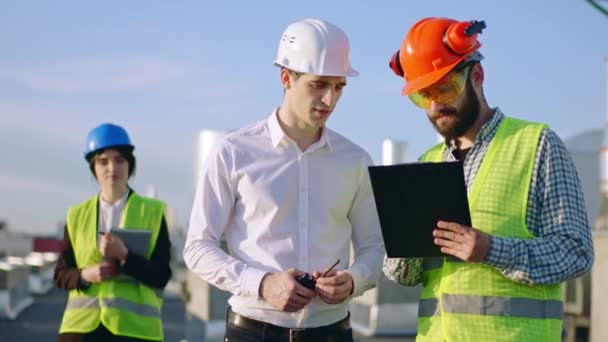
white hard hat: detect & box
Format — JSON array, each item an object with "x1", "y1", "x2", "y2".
[{"x1": 274, "y1": 18, "x2": 358, "y2": 77}]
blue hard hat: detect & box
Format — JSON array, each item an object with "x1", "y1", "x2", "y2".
[{"x1": 84, "y1": 123, "x2": 134, "y2": 161}]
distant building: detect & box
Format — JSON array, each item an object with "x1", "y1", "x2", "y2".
[
  {"x1": 32, "y1": 237, "x2": 62, "y2": 253},
  {"x1": 0, "y1": 231, "x2": 32, "y2": 257},
  {"x1": 564, "y1": 128, "x2": 603, "y2": 229}
]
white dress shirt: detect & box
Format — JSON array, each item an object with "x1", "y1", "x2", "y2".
[
  {"x1": 98, "y1": 190, "x2": 129, "y2": 233},
  {"x1": 184, "y1": 109, "x2": 385, "y2": 328}
]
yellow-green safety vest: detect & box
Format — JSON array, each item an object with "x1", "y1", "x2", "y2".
[
  {"x1": 416, "y1": 117, "x2": 562, "y2": 341},
  {"x1": 59, "y1": 193, "x2": 165, "y2": 341}
]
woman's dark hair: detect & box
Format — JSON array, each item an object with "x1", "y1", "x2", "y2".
[{"x1": 87, "y1": 146, "x2": 136, "y2": 178}]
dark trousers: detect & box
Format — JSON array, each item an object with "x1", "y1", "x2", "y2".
[{"x1": 224, "y1": 309, "x2": 354, "y2": 342}]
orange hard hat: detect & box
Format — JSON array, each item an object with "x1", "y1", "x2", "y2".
[{"x1": 389, "y1": 17, "x2": 486, "y2": 95}]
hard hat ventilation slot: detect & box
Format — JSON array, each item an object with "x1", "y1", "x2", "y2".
[{"x1": 281, "y1": 34, "x2": 296, "y2": 44}]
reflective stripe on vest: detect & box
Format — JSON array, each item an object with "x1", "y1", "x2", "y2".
[
  {"x1": 65, "y1": 296, "x2": 98, "y2": 310},
  {"x1": 65, "y1": 296, "x2": 161, "y2": 318},
  {"x1": 418, "y1": 294, "x2": 563, "y2": 319},
  {"x1": 103, "y1": 298, "x2": 160, "y2": 317}
]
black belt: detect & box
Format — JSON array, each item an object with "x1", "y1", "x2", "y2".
[{"x1": 227, "y1": 307, "x2": 351, "y2": 341}]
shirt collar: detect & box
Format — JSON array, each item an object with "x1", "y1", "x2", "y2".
[
  {"x1": 267, "y1": 108, "x2": 285, "y2": 148},
  {"x1": 476, "y1": 107, "x2": 504, "y2": 144},
  {"x1": 99, "y1": 189, "x2": 130, "y2": 209},
  {"x1": 267, "y1": 108, "x2": 332, "y2": 152}
]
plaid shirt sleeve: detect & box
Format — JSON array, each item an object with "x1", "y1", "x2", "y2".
[{"x1": 484, "y1": 128, "x2": 594, "y2": 285}]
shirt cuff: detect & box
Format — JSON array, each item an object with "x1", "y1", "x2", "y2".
[
  {"x1": 484, "y1": 236, "x2": 514, "y2": 269},
  {"x1": 239, "y1": 267, "x2": 268, "y2": 298},
  {"x1": 346, "y1": 266, "x2": 367, "y2": 298},
  {"x1": 401, "y1": 258, "x2": 423, "y2": 286}
]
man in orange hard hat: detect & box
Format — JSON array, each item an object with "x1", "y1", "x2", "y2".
[{"x1": 382, "y1": 17, "x2": 594, "y2": 341}]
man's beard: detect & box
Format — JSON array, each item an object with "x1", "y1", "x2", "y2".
[{"x1": 428, "y1": 79, "x2": 480, "y2": 141}]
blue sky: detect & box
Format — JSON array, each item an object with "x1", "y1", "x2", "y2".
[{"x1": 1, "y1": 1, "x2": 607, "y2": 235}]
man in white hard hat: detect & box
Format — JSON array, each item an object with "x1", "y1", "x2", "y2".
[{"x1": 184, "y1": 18, "x2": 384, "y2": 341}]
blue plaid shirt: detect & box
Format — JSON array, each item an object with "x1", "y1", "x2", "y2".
[{"x1": 383, "y1": 108, "x2": 594, "y2": 285}]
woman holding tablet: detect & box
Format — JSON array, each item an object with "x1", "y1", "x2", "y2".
[{"x1": 54, "y1": 123, "x2": 172, "y2": 342}]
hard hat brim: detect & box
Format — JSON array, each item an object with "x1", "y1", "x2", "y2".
[
  {"x1": 402, "y1": 57, "x2": 464, "y2": 96},
  {"x1": 274, "y1": 62, "x2": 358, "y2": 77},
  {"x1": 84, "y1": 144, "x2": 134, "y2": 162}
]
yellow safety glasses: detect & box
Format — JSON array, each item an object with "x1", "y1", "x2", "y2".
[{"x1": 408, "y1": 66, "x2": 471, "y2": 109}]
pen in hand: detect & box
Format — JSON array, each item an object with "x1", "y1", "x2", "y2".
[{"x1": 319, "y1": 259, "x2": 340, "y2": 278}]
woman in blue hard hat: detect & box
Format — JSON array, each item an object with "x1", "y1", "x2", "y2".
[{"x1": 54, "y1": 123, "x2": 172, "y2": 342}]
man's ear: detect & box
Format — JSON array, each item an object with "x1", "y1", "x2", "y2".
[
  {"x1": 280, "y1": 68, "x2": 292, "y2": 90},
  {"x1": 470, "y1": 63, "x2": 485, "y2": 89}
]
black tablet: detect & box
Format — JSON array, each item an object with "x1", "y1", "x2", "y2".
[{"x1": 368, "y1": 161, "x2": 471, "y2": 258}]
